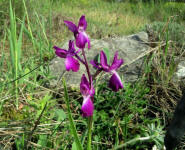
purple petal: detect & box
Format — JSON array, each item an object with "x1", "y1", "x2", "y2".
[
  {"x1": 108, "y1": 72, "x2": 123, "y2": 92},
  {"x1": 81, "y1": 96, "x2": 94, "y2": 117},
  {"x1": 65, "y1": 56, "x2": 80, "y2": 72},
  {"x1": 64, "y1": 20, "x2": 78, "y2": 34},
  {"x1": 80, "y1": 84, "x2": 89, "y2": 96},
  {"x1": 53, "y1": 46, "x2": 68, "y2": 58},
  {"x1": 78, "y1": 15, "x2": 87, "y2": 31},
  {"x1": 110, "y1": 51, "x2": 124, "y2": 71},
  {"x1": 80, "y1": 74, "x2": 90, "y2": 95},
  {"x1": 90, "y1": 60, "x2": 101, "y2": 69},
  {"x1": 80, "y1": 74, "x2": 89, "y2": 88},
  {"x1": 76, "y1": 32, "x2": 89, "y2": 49},
  {"x1": 100, "y1": 51, "x2": 109, "y2": 71},
  {"x1": 68, "y1": 40, "x2": 76, "y2": 53}
]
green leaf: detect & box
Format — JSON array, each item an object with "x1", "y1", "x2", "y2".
[
  {"x1": 72, "y1": 141, "x2": 77, "y2": 150},
  {"x1": 17, "y1": 16, "x2": 25, "y2": 71},
  {"x1": 103, "y1": 48, "x2": 110, "y2": 64},
  {"x1": 97, "y1": 48, "x2": 110, "y2": 64},
  {"x1": 62, "y1": 78, "x2": 83, "y2": 150}
]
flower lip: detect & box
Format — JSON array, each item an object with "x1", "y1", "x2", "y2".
[
  {"x1": 76, "y1": 32, "x2": 88, "y2": 49},
  {"x1": 65, "y1": 56, "x2": 80, "y2": 72},
  {"x1": 81, "y1": 96, "x2": 94, "y2": 117},
  {"x1": 109, "y1": 71, "x2": 123, "y2": 92}
]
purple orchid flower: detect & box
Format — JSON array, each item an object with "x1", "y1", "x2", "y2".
[
  {"x1": 80, "y1": 74, "x2": 94, "y2": 117},
  {"x1": 53, "y1": 40, "x2": 80, "y2": 72},
  {"x1": 64, "y1": 15, "x2": 90, "y2": 49},
  {"x1": 91, "y1": 51, "x2": 124, "y2": 92}
]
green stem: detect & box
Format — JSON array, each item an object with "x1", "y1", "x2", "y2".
[
  {"x1": 112, "y1": 135, "x2": 157, "y2": 150},
  {"x1": 62, "y1": 78, "x2": 83, "y2": 150},
  {"x1": 87, "y1": 116, "x2": 93, "y2": 150},
  {"x1": 81, "y1": 48, "x2": 91, "y2": 86}
]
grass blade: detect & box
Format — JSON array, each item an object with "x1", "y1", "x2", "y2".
[
  {"x1": 22, "y1": 0, "x2": 36, "y2": 52},
  {"x1": 17, "y1": 16, "x2": 25, "y2": 71}
]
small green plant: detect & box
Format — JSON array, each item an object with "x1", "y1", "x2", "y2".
[{"x1": 113, "y1": 121, "x2": 164, "y2": 150}]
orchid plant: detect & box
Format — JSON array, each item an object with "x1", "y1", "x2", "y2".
[{"x1": 53, "y1": 15, "x2": 124, "y2": 150}]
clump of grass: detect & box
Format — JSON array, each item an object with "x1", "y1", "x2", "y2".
[
  {"x1": 8, "y1": 0, "x2": 24, "y2": 109},
  {"x1": 143, "y1": 19, "x2": 182, "y2": 118}
]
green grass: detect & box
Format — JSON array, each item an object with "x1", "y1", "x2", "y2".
[{"x1": 0, "y1": 0, "x2": 184, "y2": 149}]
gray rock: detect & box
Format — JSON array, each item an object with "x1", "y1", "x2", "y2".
[
  {"x1": 176, "y1": 61, "x2": 185, "y2": 79},
  {"x1": 173, "y1": 59, "x2": 185, "y2": 82},
  {"x1": 49, "y1": 31, "x2": 149, "y2": 87}
]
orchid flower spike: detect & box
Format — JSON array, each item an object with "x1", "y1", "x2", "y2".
[
  {"x1": 91, "y1": 51, "x2": 124, "y2": 92},
  {"x1": 53, "y1": 40, "x2": 80, "y2": 72},
  {"x1": 64, "y1": 15, "x2": 90, "y2": 49},
  {"x1": 80, "y1": 74, "x2": 94, "y2": 117}
]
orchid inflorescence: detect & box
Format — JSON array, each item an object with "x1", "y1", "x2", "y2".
[{"x1": 53, "y1": 15, "x2": 124, "y2": 117}]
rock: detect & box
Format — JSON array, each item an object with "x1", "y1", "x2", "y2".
[
  {"x1": 176, "y1": 60, "x2": 185, "y2": 79},
  {"x1": 173, "y1": 59, "x2": 185, "y2": 83},
  {"x1": 49, "y1": 32, "x2": 149, "y2": 87}
]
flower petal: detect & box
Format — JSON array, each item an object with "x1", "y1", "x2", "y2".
[
  {"x1": 90, "y1": 60, "x2": 101, "y2": 69},
  {"x1": 53, "y1": 46, "x2": 68, "y2": 58},
  {"x1": 108, "y1": 72, "x2": 123, "y2": 92},
  {"x1": 68, "y1": 40, "x2": 76, "y2": 53},
  {"x1": 78, "y1": 15, "x2": 87, "y2": 31},
  {"x1": 110, "y1": 51, "x2": 124, "y2": 71},
  {"x1": 80, "y1": 74, "x2": 90, "y2": 95},
  {"x1": 64, "y1": 20, "x2": 78, "y2": 34},
  {"x1": 65, "y1": 56, "x2": 80, "y2": 72},
  {"x1": 100, "y1": 51, "x2": 109, "y2": 71},
  {"x1": 76, "y1": 32, "x2": 89, "y2": 49},
  {"x1": 81, "y1": 96, "x2": 94, "y2": 117}
]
